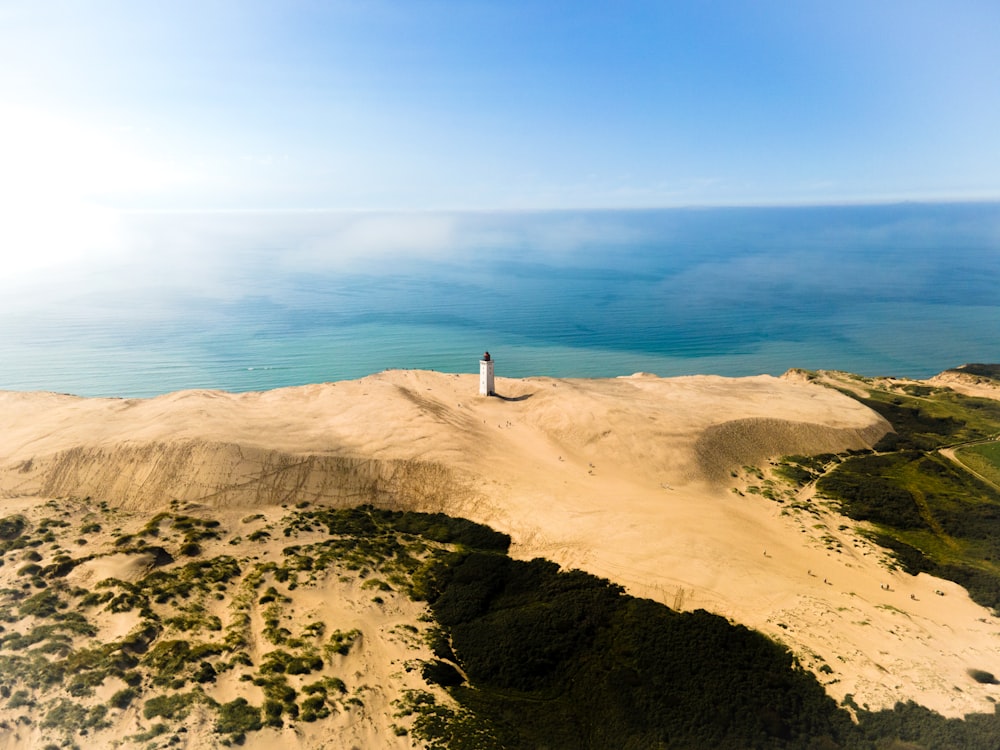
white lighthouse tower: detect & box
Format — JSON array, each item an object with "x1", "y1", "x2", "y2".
[{"x1": 479, "y1": 351, "x2": 495, "y2": 396}]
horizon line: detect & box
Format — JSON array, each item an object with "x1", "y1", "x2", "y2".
[{"x1": 117, "y1": 196, "x2": 1000, "y2": 216}]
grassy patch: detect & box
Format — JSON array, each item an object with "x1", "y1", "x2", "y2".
[
  {"x1": 143, "y1": 690, "x2": 205, "y2": 720},
  {"x1": 945, "y1": 364, "x2": 1000, "y2": 382},
  {"x1": 812, "y1": 373, "x2": 1000, "y2": 612},
  {"x1": 848, "y1": 386, "x2": 1000, "y2": 451},
  {"x1": 956, "y1": 442, "x2": 1000, "y2": 488},
  {"x1": 216, "y1": 697, "x2": 262, "y2": 739}
]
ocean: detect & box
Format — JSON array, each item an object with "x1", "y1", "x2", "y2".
[{"x1": 3, "y1": 203, "x2": 999, "y2": 398}]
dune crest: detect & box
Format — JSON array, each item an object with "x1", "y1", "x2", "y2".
[{"x1": 0, "y1": 370, "x2": 886, "y2": 511}]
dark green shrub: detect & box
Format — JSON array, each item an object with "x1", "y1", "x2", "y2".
[
  {"x1": 110, "y1": 687, "x2": 138, "y2": 709},
  {"x1": 121, "y1": 622, "x2": 160, "y2": 655},
  {"x1": 85, "y1": 703, "x2": 110, "y2": 730},
  {"x1": 299, "y1": 695, "x2": 329, "y2": 721},
  {"x1": 122, "y1": 670, "x2": 143, "y2": 686},
  {"x1": 194, "y1": 661, "x2": 218, "y2": 684},
  {"x1": 216, "y1": 697, "x2": 262, "y2": 737},
  {"x1": 259, "y1": 650, "x2": 291, "y2": 675},
  {"x1": 263, "y1": 699, "x2": 283, "y2": 727},
  {"x1": 303, "y1": 677, "x2": 346, "y2": 696},
  {"x1": 326, "y1": 629, "x2": 361, "y2": 656},
  {"x1": 258, "y1": 586, "x2": 284, "y2": 604},
  {"x1": 18, "y1": 590, "x2": 60, "y2": 618},
  {"x1": 41, "y1": 698, "x2": 87, "y2": 729},
  {"x1": 0, "y1": 516, "x2": 27, "y2": 541},
  {"x1": 143, "y1": 640, "x2": 196, "y2": 685},
  {"x1": 420, "y1": 550, "x2": 860, "y2": 749},
  {"x1": 773, "y1": 462, "x2": 815, "y2": 486},
  {"x1": 42, "y1": 555, "x2": 85, "y2": 578},
  {"x1": 8, "y1": 690, "x2": 32, "y2": 708},
  {"x1": 143, "y1": 691, "x2": 200, "y2": 720}
]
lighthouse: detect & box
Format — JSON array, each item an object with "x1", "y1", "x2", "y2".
[{"x1": 479, "y1": 351, "x2": 495, "y2": 396}]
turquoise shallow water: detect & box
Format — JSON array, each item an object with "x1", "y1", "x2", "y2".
[{"x1": 3, "y1": 203, "x2": 999, "y2": 398}]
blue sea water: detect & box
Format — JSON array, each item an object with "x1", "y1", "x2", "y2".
[{"x1": 3, "y1": 203, "x2": 999, "y2": 398}]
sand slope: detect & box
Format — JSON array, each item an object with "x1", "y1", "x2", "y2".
[{"x1": 3, "y1": 370, "x2": 1000, "y2": 718}]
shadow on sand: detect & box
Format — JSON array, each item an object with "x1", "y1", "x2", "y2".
[{"x1": 492, "y1": 392, "x2": 534, "y2": 402}]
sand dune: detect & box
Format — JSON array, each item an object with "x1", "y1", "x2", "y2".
[{"x1": 2, "y1": 369, "x2": 1000, "y2": 720}]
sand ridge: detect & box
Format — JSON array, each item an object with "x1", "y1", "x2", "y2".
[{"x1": 2, "y1": 369, "x2": 999, "y2": 718}]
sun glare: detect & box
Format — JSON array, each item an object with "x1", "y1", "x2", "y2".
[{"x1": 0, "y1": 106, "x2": 186, "y2": 277}]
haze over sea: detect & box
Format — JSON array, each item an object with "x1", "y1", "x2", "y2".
[{"x1": 3, "y1": 202, "x2": 999, "y2": 399}]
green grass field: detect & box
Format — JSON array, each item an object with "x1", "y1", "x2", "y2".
[{"x1": 956, "y1": 441, "x2": 1000, "y2": 489}]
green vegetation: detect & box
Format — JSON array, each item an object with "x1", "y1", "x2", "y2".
[
  {"x1": 216, "y1": 697, "x2": 262, "y2": 740},
  {"x1": 402, "y1": 545, "x2": 1000, "y2": 749},
  {"x1": 283, "y1": 505, "x2": 511, "y2": 554},
  {"x1": 773, "y1": 454, "x2": 839, "y2": 487},
  {"x1": 0, "y1": 503, "x2": 501, "y2": 745},
  {"x1": 807, "y1": 372, "x2": 1000, "y2": 612},
  {"x1": 109, "y1": 687, "x2": 137, "y2": 709},
  {"x1": 41, "y1": 697, "x2": 109, "y2": 732},
  {"x1": 0, "y1": 515, "x2": 27, "y2": 542},
  {"x1": 854, "y1": 701, "x2": 1000, "y2": 749},
  {"x1": 143, "y1": 640, "x2": 225, "y2": 687},
  {"x1": 325, "y1": 628, "x2": 361, "y2": 657},
  {"x1": 412, "y1": 551, "x2": 858, "y2": 748},
  {"x1": 956, "y1": 441, "x2": 1000, "y2": 488},
  {"x1": 848, "y1": 385, "x2": 1000, "y2": 452},
  {"x1": 129, "y1": 722, "x2": 169, "y2": 742},
  {"x1": 143, "y1": 690, "x2": 204, "y2": 720},
  {"x1": 945, "y1": 363, "x2": 1000, "y2": 381}
]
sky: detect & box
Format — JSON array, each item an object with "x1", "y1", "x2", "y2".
[{"x1": 1, "y1": 0, "x2": 999, "y2": 226}]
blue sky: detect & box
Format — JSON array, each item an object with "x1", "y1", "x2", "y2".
[{"x1": 2, "y1": 0, "x2": 999, "y2": 217}]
